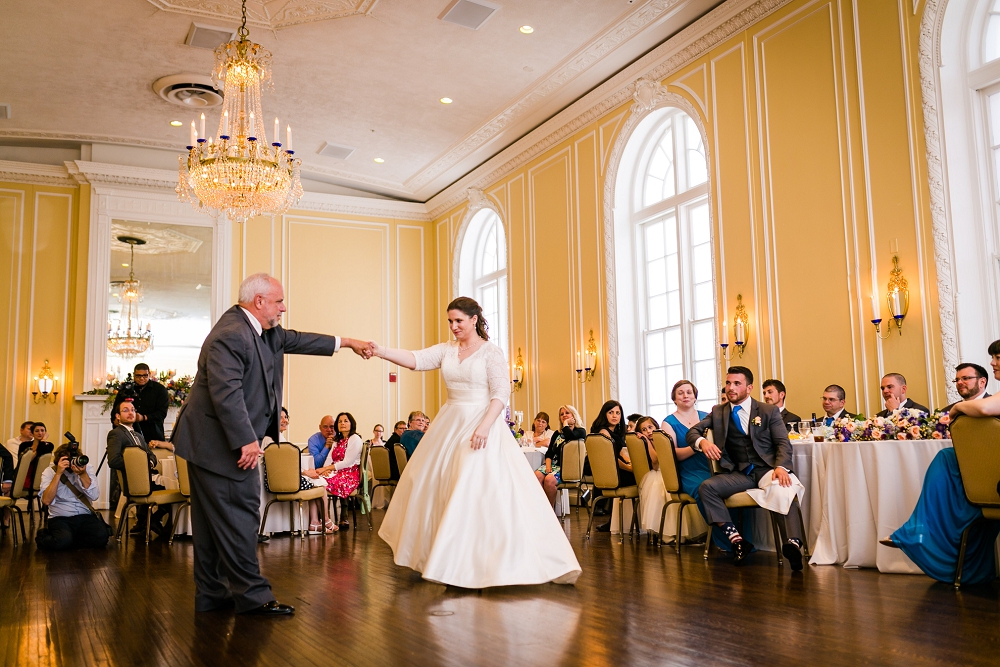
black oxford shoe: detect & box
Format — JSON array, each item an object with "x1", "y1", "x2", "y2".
[
  {"x1": 240, "y1": 601, "x2": 295, "y2": 616},
  {"x1": 782, "y1": 540, "x2": 804, "y2": 571},
  {"x1": 732, "y1": 540, "x2": 754, "y2": 565}
]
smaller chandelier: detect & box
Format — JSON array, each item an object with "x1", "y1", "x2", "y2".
[
  {"x1": 107, "y1": 236, "x2": 153, "y2": 358},
  {"x1": 176, "y1": 0, "x2": 302, "y2": 224}
]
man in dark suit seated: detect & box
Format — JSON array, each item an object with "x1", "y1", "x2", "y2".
[
  {"x1": 762, "y1": 379, "x2": 800, "y2": 429},
  {"x1": 820, "y1": 384, "x2": 857, "y2": 425},
  {"x1": 107, "y1": 400, "x2": 170, "y2": 537},
  {"x1": 688, "y1": 366, "x2": 805, "y2": 569},
  {"x1": 876, "y1": 373, "x2": 930, "y2": 417},
  {"x1": 942, "y1": 363, "x2": 991, "y2": 413},
  {"x1": 382, "y1": 421, "x2": 406, "y2": 481}
]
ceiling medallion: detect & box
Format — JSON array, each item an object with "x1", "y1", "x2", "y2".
[
  {"x1": 146, "y1": 0, "x2": 379, "y2": 30},
  {"x1": 176, "y1": 0, "x2": 303, "y2": 224},
  {"x1": 107, "y1": 237, "x2": 154, "y2": 359}
]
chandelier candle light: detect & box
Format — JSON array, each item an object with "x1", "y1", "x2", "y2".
[
  {"x1": 107, "y1": 236, "x2": 153, "y2": 358},
  {"x1": 871, "y1": 254, "x2": 909, "y2": 339},
  {"x1": 576, "y1": 330, "x2": 598, "y2": 383},
  {"x1": 176, "y1": 0, "x2": 302, "y2": 224}
]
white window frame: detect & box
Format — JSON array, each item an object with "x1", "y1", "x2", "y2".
[{"x1": 456, "y1": 208, "x2": 509, "y2": 357}]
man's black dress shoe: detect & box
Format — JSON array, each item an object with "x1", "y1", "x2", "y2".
[
  {"x1": 732, "y1": 539, "x2": 754, "y2": 565},
  {"x1": 240, "y1": 601, "x2": 295, "y2": 616},
  {"x1": 257, "y1": 534, "x2": 270, "y2": 543},
  {"x1": 782, "y1": 540, "x2": 804, "y2": 571}
]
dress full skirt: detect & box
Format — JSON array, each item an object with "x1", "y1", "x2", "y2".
[{"x1": 378, "y1": 388, "x2": 582, "y2": 589}]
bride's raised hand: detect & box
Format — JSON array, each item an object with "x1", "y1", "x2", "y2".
[{"x1": 470, "y1": 422, "x2": 491, "y2": 450}]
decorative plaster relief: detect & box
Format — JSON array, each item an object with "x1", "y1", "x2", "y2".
[
  {"x1": 632, "y1": 77, "x2": 672, "y2": 113},
  {"x1": 145, "y1": 0, "x2": 379, "y2": 29}
]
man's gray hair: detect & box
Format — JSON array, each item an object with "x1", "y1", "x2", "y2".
[
  {"x1": 238, "y1": 273, "x2": 274, "y2": 305},
  {"x1": 407, "y1": 411, "x2": 427, "y2": 424}
]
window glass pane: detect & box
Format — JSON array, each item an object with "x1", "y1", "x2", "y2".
[
  {"x1": 664, "y1": 328, "x2": 682, "y2": 365},
  {"x1": 646, "y1": 331, "x2": 665, "y2": 368},
  {"x1": 691, "y1": 321, "x2": 715, "y2": 361},
  {"x1": 645, "y1": 222, "x2": 665, "y2": 260},
  {"x1": 690, "y1": 202, "x2": 710, "y2": 244},
  {"x1": 495, "y1": 219, "x2": 507, "y2": 271},
  {"x1": 648, "y1": 367, "x2": 667, "y2": 405},
  {"x1": 648, "y1": 294, "x2": 667, "y2": 330},
  {"x1": 665, "y1": 254, "x2": 679, "y2": 291},
  {"x1": 692, "y1": 244, "x2": 712, "y2": 283},
  {"x1": 643, "y1": 128, "x2": 675, "y2": 206},
  {"x1": 666, "y1": 364, "x2": 684, "y2": 397},
  {"x1": 667, "y1": 291, "x2": 681, "y2": 327},
  {"x1": 647, "y1": 258, "x2": 667, "y2": 296},
  {"x1": 993, "y1": 148, "x2": 1000, "y2": 196},
  {"x1": 479, "y1": 224, "x2": 498, "y2": 277},
  {"x1": 665, "y1": 216, "x2": 678, "y2": 254},
  {"x1": 651, "y1": 404, "x2": 668, "y2": 422},
  {"x1": 685, "y1": 116, "x2": 708, "y2": 189},
  {"x1": 990, "y1": 93, "x2": 1000, "y2": 146},
  {"x1": 986, "y1": 15, "x2": 1000, "y2": 63},
  {"x1": 693, "y1": 283, "x2": 714, "y2": 320}
]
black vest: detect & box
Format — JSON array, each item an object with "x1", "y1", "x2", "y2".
[{"x1": 725, "y1": 414, "x2": 766, "y2": 471}]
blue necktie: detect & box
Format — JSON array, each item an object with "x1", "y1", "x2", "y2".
[
  {"x1": 731, "y1": 405, "x2": 745, "y2": 435},
  {"x1": 825, "y1": 416, "x2": 833, "y2": 426}
]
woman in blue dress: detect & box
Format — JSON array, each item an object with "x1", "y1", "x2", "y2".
[{"x1": 884, "y1": 347, "x2": 1000, "y2": 585}]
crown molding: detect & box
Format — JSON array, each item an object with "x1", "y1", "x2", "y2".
[
  {"x1": 145, "y1": 0, "x2": 379, "y2": 30},
  {"x1": 294, "y1": 192, "x2": 430, "y2": 221},
  {"x1": 0, "y1": 159, "x2": 77, "y2": 187},
  {"x1": 425, "y1": 0, "x2": 793, "y2": 218},
  {"x1": 66, "y1": 161, "x2": 179, "y2": 190}
]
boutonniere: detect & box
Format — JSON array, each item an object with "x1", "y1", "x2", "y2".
[{"x1": 752, "y1": 416, "x2": 762, "y2": 427}]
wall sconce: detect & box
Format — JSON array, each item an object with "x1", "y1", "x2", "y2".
[
  {"x1": 511, "y1": 347, "x2": 525, "y2": 392},
  {"x1": 32, "y1": 359, "x2": 59, "y2": 404},
  {"x1": 720, "y1": 294, "x2": 749, "y2": 360},
  {"x1": 871, "y1": 254, "x2": 908, "y2": 339},
  {"x1": 576, "y1": 330, "x2": 598, "y2": 383}
]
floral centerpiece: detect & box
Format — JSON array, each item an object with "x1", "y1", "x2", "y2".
[
  {"x1": 507, "y1": 420, "x2": 524, "y2": 443},
  {"x1": 831, "y1": 408, "x2": 950, "y2": 442},
  {"x1": 82, "y1": 371, "x2": 195, "y2": 413}
]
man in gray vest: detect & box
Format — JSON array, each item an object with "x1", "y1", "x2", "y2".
[
  {"x1": 688, "y1": 366, "x2": 805, "y2": 570},
  {"x1": 172, "y1": 273, "x2": 373, "y2": 616}
]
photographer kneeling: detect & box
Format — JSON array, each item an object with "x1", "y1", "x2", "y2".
[{"x1": 37, "y1": 444, "x2": 109, "y2": 551}]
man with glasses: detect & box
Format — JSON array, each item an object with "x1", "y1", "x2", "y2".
[
  {"x1": 110, "y1": 363, "x2": 170, "y2": 445},
  {"x1": 820, "y1": 385, "x2": 856, "y2": 425},
  {"x1": 942, "y1": 363, "x2": 991, "y2": 413},
  {"x1": 307, "y1": 415, "x2": 337, "y2": 469}
]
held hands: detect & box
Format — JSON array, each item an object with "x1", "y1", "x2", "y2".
[
  {"x1": 238, "y1": 441, "x2": 264, "y2": 470},
  {"x1": 343, "y1": 338, "x2": 377, "y2": 359}
]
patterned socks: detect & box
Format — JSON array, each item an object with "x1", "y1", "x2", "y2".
[
  {"x1": 787, "y1": 537, "x2": 802, "y2": 548},
  {"x1": 722, "y1": 522, "x2": 742, "y2": 544}
]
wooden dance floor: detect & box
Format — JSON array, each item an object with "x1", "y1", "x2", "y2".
[{"x1": 1, "y1": 509, "x2": 997, "y2": 666}]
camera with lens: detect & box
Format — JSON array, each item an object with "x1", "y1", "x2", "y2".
[{"x1": 63, "y1": 432, "x2": 89, "y2": 468}]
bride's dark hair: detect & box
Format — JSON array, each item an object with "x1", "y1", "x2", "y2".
[{"x1": 447, "y1": 297, "x2": 489, "y2": 341}]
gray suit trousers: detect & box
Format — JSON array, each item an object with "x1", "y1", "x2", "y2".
[
  {"x1": 188, "y1": 462, "x2": 274, "y2": 612},
  {"x1": 699, "y1": 469, "x2": 803, "y2": 542}
]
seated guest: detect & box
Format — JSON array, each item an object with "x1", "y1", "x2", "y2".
[
  {"x1": 278, "y1": 407, "x2": 290, "y2": 442},
  {"x1": 400, "y1": 411, "x2": 428, "y2": 458},
  {"x1": 305, "y1": 412, "x2": 362, "y2": 531},
  {"x1": 5, "y1": 420, "x2": 33, "y2": 464},
  {"x1": 522, "y1": 412, "x2": 554, "y2": 449},
  {"x1": 534, "y1": 405, "x2": 586, "y2": 506},
  {"x1": 688, "y1": 366, "x2": 806, "y2": 569},
  {"x1": 821, "y1": 385, "x2": 856, "y2": 425},
  {"x1": 942, "y1": 363, "x2": 990, "y2": 413},
  {"x1": 876, "y1": 373, "x2": 930, "y2": 417},
  {"x1": 36, "y1": 443, "x2": 109, "y2": 551},
  {"x1": 365, "y1": 424, "x2": 385, "y2": 449},
  {"x1": 383, "y1": 420, "x2": 406, "y2": 481},
  {"x1": 590, "y1": 400, "x2": 632, "y2": 532},
  {"x1": 18, "y1": 422, "x2": 54, "y2": 493},
  {"x1": 626, "y1": 413, "x2": 643, "y2": 434},
  {"x1": 307, "y1": 415, "x2": 337, "y2": 468},
  {"x1": 882, "y1": 341, "x2": 1000, "y2": 584},
  {"x1": 762, "y1": 379, "x2": 800, "y2": 428},
  {"x1": 107, "y1": 401, "x2": 171, "y2": 537}
]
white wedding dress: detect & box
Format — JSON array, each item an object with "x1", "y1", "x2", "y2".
[{"x1": 378, "y1": 340, "x2": 582, "y2": 588}]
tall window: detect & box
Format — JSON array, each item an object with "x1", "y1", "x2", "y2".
[
  {"x1": 617, "y1": 107, "x2": 716, "y2": 418},
  {"x1": 458, "y1": 209, "x2": 509, "y2": 357}
]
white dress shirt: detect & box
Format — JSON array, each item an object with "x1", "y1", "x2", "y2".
[
  {"x1": 240, "y1": 307, "x2": 341, "y2": 351},
  {"x1": 40, "y1": 464, "x2": 99, "y2": 518}
]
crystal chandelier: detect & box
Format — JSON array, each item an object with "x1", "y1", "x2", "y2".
[
  {"x1": 107, "y1": 236, "x2": 153, "y2": 358},
  {"x1": 176, "y1": 0, "x2": 302, "y2": 224}
]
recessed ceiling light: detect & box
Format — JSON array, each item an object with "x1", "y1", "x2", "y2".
[
  {"x1": 440, "y1": 97, "x2": 453, "y2": 104},
  {"x1": 519, "y1": 25, "x2": 534, "y2": 34},
  {"x1": 374, "y1": 157, "x2": 384, "y2": 163},
  {"x1": 169, "y1": 120, "x2": 183, "y2": 127}
]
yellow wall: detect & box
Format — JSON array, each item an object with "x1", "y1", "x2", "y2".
[
  {"x1": 433, "y1": 0, "x2": 943, "y2": 424},
  {"x1": 0, "y1": 181, "x2": 83, "y2": 440},
  {"x1": 232, "y1": 211, "x2": 437, "y2": 443}
]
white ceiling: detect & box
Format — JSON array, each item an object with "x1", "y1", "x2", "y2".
[{"x1": 0, "y1": 0, "x2": 722, "y2": 201}]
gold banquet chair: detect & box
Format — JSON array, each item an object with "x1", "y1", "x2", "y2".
[
  {"x1": 555, "y1": 439, "x2": 588, "y2": 517},
  {"x1": 260, "y1": 442, "x2": 326, "y2": 540},
  {"x1": 168, "y1": 456, "x2": 192, "y2": 547},
  {"x1": 949, "y1": 415, "x2": 1000, "y2": 589},
  {"x1": 585, "y1": 433, "x2": 640, "y2": 543},
  {"x1": 394, "y1": 443, "x2": 408, "y2": 476},
  {"x1": 4, "y1": 450, "x2": 35, "y2": 545},
  {"x1": 369, "y1": 445, "x2": 397, "y2": 505},
  {"x1": 650, "y1": 430, "x2": 698, "y2": 553},
  {"x1": 118, "y1": 448, "x2": 186, "y2": 546},
  {"x1": 625, "y1": 433, "x2": 654, "y2": 544},
  {"x1": 26, "y1": 452, "x2": 53, "y2": 528}
]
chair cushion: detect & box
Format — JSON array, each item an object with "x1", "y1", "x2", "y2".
[
  {"x1": 601, "y1": 485, "x2": 639, "y2": 499},
  {"x1": 724, "y1": 492, "x2": 758, "y2": 508},
  {"x1": 274, "y1": 486, "x2": 327, "y2": 502},
  {"x1": 982, "y1": 508, "x2": 1000, "y2": 521},
  {"x1": 131, "y1": 490, "x2": 186, "y2": 505},
  {"x1": 0, "y1": 497, "x2": 12, "y2": 507}
]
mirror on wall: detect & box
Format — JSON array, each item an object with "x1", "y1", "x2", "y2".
[{"x1": 106, "y1": 220, "x2": 213, "y2": 378}]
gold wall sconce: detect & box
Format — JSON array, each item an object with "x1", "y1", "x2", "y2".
[
  {"x1": 871, "y1": 254, "x2": 908, "y2": 339},
  {"x1": 576, "y1": 330, "x2": 598, "y2": 383},
  {"x1": 511, "y1": 347, "x2": 525, "y2": 392},
  {"x1": 32, "y1": 359, "x2": 59, "y2": 404},
  {"x1": 720, "y1": 294, "x2": 750, "y2": 360}
]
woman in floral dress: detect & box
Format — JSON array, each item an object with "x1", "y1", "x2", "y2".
[{"x1": 310, "y1": 412, "x2": 362, "y2": 531}]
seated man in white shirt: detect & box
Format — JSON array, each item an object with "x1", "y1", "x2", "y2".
[{"x1": 36, "y1": 444, "x2": 109, "y2": 551}]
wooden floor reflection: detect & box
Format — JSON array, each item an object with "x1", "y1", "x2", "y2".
[{"x1": 0, "y1": 509, "x2": 998, "y2": 666}]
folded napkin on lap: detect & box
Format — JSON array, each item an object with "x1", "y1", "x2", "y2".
[{"x1": 745, "y1": 470, "x2": 805, "y2": 514}]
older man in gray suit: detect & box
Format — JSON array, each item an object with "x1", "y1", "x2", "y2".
[{"x1": 173, "y1": 273, "x2": 372, "y2": 616}]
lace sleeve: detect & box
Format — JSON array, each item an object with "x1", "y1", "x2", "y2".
[
  {"x1": 412, "y1": 342, "x2": 451, "y2": 371},
  {"x1": 484, "y1": 343, "x2": 511, "y2": 405}
]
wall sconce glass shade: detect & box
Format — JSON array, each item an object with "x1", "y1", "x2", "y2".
[
  {"x1": 32, "y1": 359, "x2": 59, "y2": 404},
  {"x1": 512, "y1": 347, "x2": 525, "y2": 392}
]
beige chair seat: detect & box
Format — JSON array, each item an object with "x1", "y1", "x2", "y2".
[
  {"x1": 723, "y1": 492, "x2": 758, "y2": 509},
  {"x1": 130, "y1": 489, "x2": 186, "y2": 506},
  {"x1": 273, "y1": 486, "x2": 326, "y2": 503}
]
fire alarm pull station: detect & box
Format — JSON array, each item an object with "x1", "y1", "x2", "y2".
[{"x1": 389, "y1": 372, "x2": 397, "y2": 383}]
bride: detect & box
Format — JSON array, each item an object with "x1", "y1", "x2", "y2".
[{"x1": 373, "y1": 297, "x2": 581, "y2": 588}]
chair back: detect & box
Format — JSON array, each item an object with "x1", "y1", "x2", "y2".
[
  {"x1": 123, "y1": 447, "x2": 152, "y2": 497},
  {"x1": 175, "y1": 455, "x2": 191, "y2": 497},
  {"x1": 651, "y1": 430, "x2": 682, "y2": 493},
  {"x1": 394, "y1": 444, "x2": 408, "y2": 475},
  {"x1": 625, "y1": 433, "x2": 651, "y2": 488},
  {"x1": 10, "y1": 450, "x2": 35, "y2": 499},
  {"x1": 704, "y1": 428, "x2": 725, "y2": 474},
  {"x1": 32, "y1": 453, "x2": 53, "y2": 491},
  {"x1": 585, "y1": 434, "x2": 620, "y2": 490},
  {"x1": 262, "y1": 443, "x2": 302, "y2": 494},
  {"x1": 152, "y1": 447, "x2": 172, "y2": 472},
  {"x1": 560, "y1": 440, "x2": 586, "y2": 483},
  {"x1": 370, "y1": 446, "x2": 393, "y2": 481},
  {"x1": 950, "y1": 416, "x2": 1000, "y2": 509}
]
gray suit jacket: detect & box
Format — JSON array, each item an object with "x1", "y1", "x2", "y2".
[
  {"x1": 687, "y1": 398, "x2": 793, "y2": 473},
  {"x1": 172, "y1": 305, "x2": 338, "y2": 480}
]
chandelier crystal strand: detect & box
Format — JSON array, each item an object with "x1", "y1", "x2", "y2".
[
  {"x1": 107, "y1": 238, "x2": 153, "y2": 358},
  {"x1": 176, "y1": 0, "x2": 302, "y2": 224}
]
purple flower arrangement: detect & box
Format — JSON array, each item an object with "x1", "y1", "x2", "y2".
[{"x1": 831, "y1": 408, "x2": 951, "y2": 442}]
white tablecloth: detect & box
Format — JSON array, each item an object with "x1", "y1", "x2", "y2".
[{"x1": 808, "y1": 439, "x2": 951, "y2": 572}]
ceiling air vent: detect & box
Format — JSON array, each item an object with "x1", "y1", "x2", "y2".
[
  {"x1": 185, "y1": 22, "x2": 236, "y2": 50},
  {"x1": 0, "y1": 104, "x2": 10, "y2": 120},
  {"x1": 152, "y1": 74, "x2": 224, "y2": 108},
  {"x1": 317, "y1": 142, "x2": 357, "y2": 160},
  {"x1": 439, "y1": 0, "x2": 500, "y2": 30}
]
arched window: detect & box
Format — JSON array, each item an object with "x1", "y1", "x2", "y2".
[
  {"x1": 614, "y1": 106, "x2": 716, "y2": 418},
  {"x1": 457, "y1": 208, "x2": 509, "y2": 357}
]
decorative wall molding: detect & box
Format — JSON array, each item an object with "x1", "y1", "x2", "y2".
[
  {"x1": 0, "y1": 160, "x2": 76, "y2": 187},
  {"x1": 145, "y1": 0, "x2": 379, "y2": 30},
  {"x1": 632, "y1": 77, "x2": 673, "y2": 113},
  {"x1": 425, "y1": 0, "x2": 794, "y2": 219},
  {"x1": 294, "y1": 192, "x2": 430, "y2": 221},
  {"x1": 67, "y1": 160, "x2": 178, "y2": 190},
  {"x1": 917, "y1": 0, "x2": 962, "y2": 403}
]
